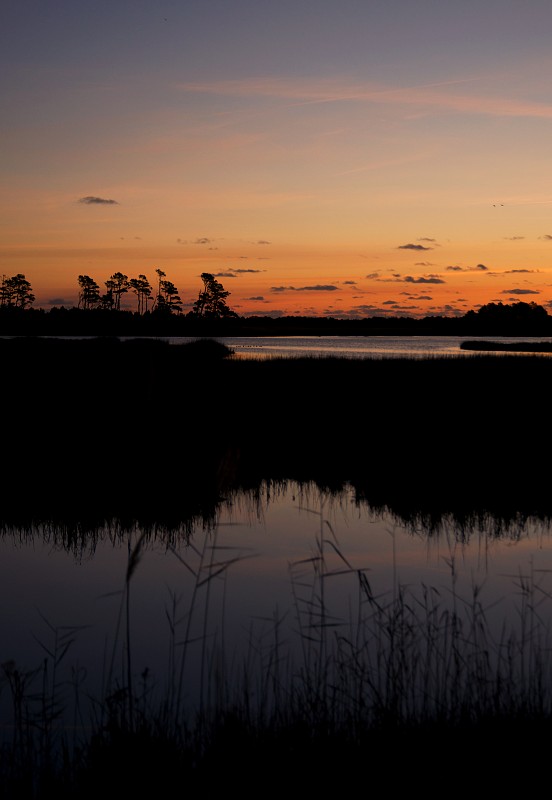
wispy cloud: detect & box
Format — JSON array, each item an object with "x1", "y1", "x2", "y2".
[
  {"x1": 78, "y1": 196, "x2": 119, "y2": 205},
  {"x1": 504, "y1": 269, "x2": 539, "y2": 274},
  {"x1": 179, "y1": 76, "x2": 552, "y2": 120},
  {"x1": 446, "y1": 263, "x2": 488, "y2": 272},
  {"x1": 214, "y1": 268, "x2": 267, "y2": 277},
  {"x1": 232, "y1": 268, "x2": 267, "y2": 273},
  {"x1": 270, "y1": 285, "x2": 339, "y2": 292},
  {"x1": 502, "y1": 288, "x2": 540, "y2": 294},
  {"x1": 487, "y1": 268, "x2": 540, "y2": 276}
]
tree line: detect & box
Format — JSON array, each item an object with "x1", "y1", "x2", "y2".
[
  {"x1": 1, "y1": 270, "x2": 237, "y2": 318},
  {"x1": 2, "y1": 269, "x2": 552, "y2": 335}
]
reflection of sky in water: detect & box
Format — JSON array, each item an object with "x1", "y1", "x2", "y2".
[
  {"x1": 161, "y1": 335, "x2": 552, "y2": 360},
  {"x1": 2, "y1": 483, "x2": 552, "y2": 726}
]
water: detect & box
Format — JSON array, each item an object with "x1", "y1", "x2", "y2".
[
  {"x1": 2, "y1": 481, "x2": 552, "y2": 731},
  {"x1": 164, "y1": 334, "x2": 552, "y2": 359}
]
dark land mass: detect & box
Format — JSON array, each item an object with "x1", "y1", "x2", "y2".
[
  {"x1": 2, "y1": 335, "x2": 551, "y2": 538},
  {"x1": 2, "y1": 336, "x2": 552, "y2": 797},
  {"x1": 2, "y1": 297, "x2": 552, "y2": 337},
  {"x1": 461, "y1": 339, "x2": 552, "y2": 352}
]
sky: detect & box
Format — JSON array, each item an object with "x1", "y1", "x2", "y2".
[{"x1": 3, "y1": 0, "x2": 552, "y2": 318}]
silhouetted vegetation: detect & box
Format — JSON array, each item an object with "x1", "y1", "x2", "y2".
[
  {"x1": 191, "y1": 272, "x2": 238, "y2": 318},
  {"x1": 2, "y1": 270, "x2": 552, "y2": 336},
  {"x1": 461, "y1": 339, "x2": 552, "y2": 352},
  {"x1": 1, "y1": 337, "x2": 551, "y2": 534}
]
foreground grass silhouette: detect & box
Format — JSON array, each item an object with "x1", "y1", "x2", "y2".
[{"x1": 2, "y1": 499, "x2": 552, "y2": 797}]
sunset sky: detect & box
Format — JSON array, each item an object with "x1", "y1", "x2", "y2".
[{"x1": 3, "y1": 0, "x2": 552, "y2": 318}]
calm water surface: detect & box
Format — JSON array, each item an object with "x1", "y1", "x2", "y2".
[
  {"x1": 2, "y1": 482, "x2": 552, "y2": 727},
  {"x1": 166, "y1": 334, "x2": 552, "y2": 359}
]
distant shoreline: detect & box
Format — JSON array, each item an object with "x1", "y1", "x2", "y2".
[
  {"x1": 460, "y1": 340, "x2": 552, "y2": 352},
  {"x1": 2, "y1": 301, "x2": 552, "y2": 338}
]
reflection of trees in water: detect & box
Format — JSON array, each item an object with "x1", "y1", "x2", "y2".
[
  {"x1": 2, "y1": 478, "x2": 550, "y2": 559},
  {"x1": 3, "y1": 341, "x2": 552, "y2": 551}
]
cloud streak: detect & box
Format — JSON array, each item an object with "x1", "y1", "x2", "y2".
[
  {"x1": 502, "y1": 288, "x2": 540, "y2": 295},
  {"x1": 179, "y1": 76, "x2": 552, "y2": 120},
  {"x1": 446, "y1": 264, "x2": 488, "y2": 272},
  {"x1": 270, "y1": 285, "x2": 339, "y2": 292},
  {"x1": 398, "y1": 243, "x2": 433, "y2": 251},
  {"x1": 78, "y1": 196, "x2": 119, "y2": 205}
]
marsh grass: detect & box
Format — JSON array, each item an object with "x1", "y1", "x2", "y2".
[
  {"x1": 4, "y1": 498, "x2": 552, "y2": 795},
  {"x1": 3, "y1": 341, "x2": 552, "y2": 530}
]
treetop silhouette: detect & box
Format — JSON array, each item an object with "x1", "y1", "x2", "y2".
[{"x1": 192, "y1": 272, "x2": 237, "y2": 318}]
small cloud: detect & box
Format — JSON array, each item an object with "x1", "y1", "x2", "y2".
[
  {"x1": 365, "y1": 272, "x2": 380, "y2": 279},
  {"x1": 403, "y1": 275, "x2": 445, "y2": 284},
  {"x1": 415, "y1": 261, "x2": 434, "y2": 267},
  {"x1": 418, "y1": 237, "x2": 437, "y2": 242},
  {"x1": 176, "y1": 238, "x2": 188, "y2": 244},
  {"x1": 255, "y1": 240, "x2": 271, "y2": 245},
  {"x1": 270, "y1": 285, "x2": 339, "y2": 293},
  {"x1": 246, "y1": 296, "x2": 267, "y2": 301},
  {"x1": 503, "y1": 269, "x2": 539, "y2": 274},
  {"x1": 78, "y1": 196, "x2": 119, "y2": 205},
  {"x1": 193, "y1": 237, "x2": 211, "y2": 244},
  {"x1": 446, "y1": 263, "x2": 488, "y2": 272},
  {"x1": 342, "y1": 280, "x2": 357, "y2": 285},
  {"x1": 46, "y1": 297, "x2": 73, "y2": 307},
  {"x1": 212, "y1": 272, "x2": 237, "y2": 278},
  {"x1": 541, "y1": 234, "x2": 552, "y2": 240},
  {"x1": 440, "y1": 305, "x2": 464, "y2": 317},
  {"x1": 501, "y1": 288, "x2": 540, "y2": 294},
  {"x1": 504, "y1": 236, "x2": 525, "y2": 241},
  {"x1": 398, "y1": 243, "x2": 432, "y2": 251},
  {"x1": 297, "y1": 284, "x2": 339, "y2": 291},
  {"x1": 232, "y1": 268, "x2": 267, "y2": 274}
]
